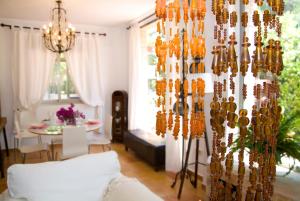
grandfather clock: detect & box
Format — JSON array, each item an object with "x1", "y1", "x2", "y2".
[{"x1": 112, "y1": 91, "x2": 128, "y2": 142}]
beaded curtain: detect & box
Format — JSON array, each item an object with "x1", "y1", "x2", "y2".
[
  {"x1": 155, "y1": 0, "x2": 285, "y2": 200},
  {"x1": 155, "y1": 0, "x2": 207, "y2": 141},
  {"x1": 209, "y1": 0, "x2": 284, "y2": 200}
]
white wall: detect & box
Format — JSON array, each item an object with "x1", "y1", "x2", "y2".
[
  {"x1": 101, "y1": 26, "x2": 129, "y2": 121},
  {"x1": 0, "y1": 18, "x2": 129, "y2": 149}
]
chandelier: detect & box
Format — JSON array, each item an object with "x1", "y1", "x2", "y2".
[{"x1": 43, "y1": 0, "x2": 76, "y2": 54}]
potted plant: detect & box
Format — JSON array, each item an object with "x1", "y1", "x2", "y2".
[{"x1": 233, "y1": 110, "x2": 300, "y2": 176}]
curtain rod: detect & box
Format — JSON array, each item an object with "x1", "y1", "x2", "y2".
[
  {"x1": 0, "y1": 23, "x2": 107, "y2": 36},
  {"x1": 138, "y1": 13, "x2": 156, "y2": 24},
  {"x1": 127, "y1": 13, "x2": 157, "y2": 30},
  {"x1": 127, "y1": 0, "x2": 191, "y2": 30},
  {"x1": 140, "y1": 18, "x2": 158, "y2": 29}
]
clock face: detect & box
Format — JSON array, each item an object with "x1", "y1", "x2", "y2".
[
  {"x1": 115, "y1": 101, "x2": 121, "y2": 112},
  {"x1": 115, "y1": 117, "x2": 121, "y2": 124}
]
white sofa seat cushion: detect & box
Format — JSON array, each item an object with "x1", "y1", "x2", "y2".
[
  {"x1": 7, "y1": 151, "x2": 121, "y2": 201},
  {"x1": 0, "y1": 190, "x2": 26, "y2": 201},
  {"x1": 103, "y1": 176, "x2": 164, "y2": 201}
]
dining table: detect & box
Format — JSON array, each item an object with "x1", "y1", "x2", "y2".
[
  {"x1": 28, "y1": 121, "x2": 101, "y2": 160},
  {"x1": 28, "y1": 123, "x2": 101, "y2": 136}
]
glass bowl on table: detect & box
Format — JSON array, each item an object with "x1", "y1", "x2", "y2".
[{"x1": 45, "y1": 125, "x2": 63, "y2": 135}]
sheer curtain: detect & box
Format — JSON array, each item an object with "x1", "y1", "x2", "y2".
[
  {"x1": 0, "y1": 27, "x2": 15, "y2": 149},
  {"x1": 128, "y1": 24, "x2": 147, "y2": 130},
  {"x1": 165, "y1": 58, "x2": 182, "y2": 173},
  {"x1": 11, "y1": 29, "x2": 56, "y2": 110},
  {"x1": 65, "y1": 33, "x2": 104, "y2": 108},
  {"x1": 128, "y1": 23, "x2": 182, "y2": 172}
]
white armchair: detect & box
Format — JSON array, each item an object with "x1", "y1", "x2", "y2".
[{"x1": 1, "y1": 151, "x2": 163, "y2": 201}]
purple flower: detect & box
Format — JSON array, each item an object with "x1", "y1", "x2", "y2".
[{"x1": 56, "y1": 103, "x2": 85, "y2": 123}]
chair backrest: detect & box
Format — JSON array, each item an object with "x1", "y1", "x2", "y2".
[
  {"x1": 63, "y1": 126, "x2": 88, "y2": 159},
  {"x1": 14, "y1": 118, "x2": 27, "y2": 145},
  {"x1": 15, "y1": 109, "x2": 38, "y2": 129},
  {"x1": 14, "y1": 118, "x2": 21, "y2": 135},
  {"x1": 105, "y1": 115, "x2": 113, "y2": 140}
]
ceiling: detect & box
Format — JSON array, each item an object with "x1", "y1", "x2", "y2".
[{"x1": 0, "y1": 0, "x2": 155, "y2": 26}]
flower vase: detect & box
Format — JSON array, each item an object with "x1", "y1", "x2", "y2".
[{"x1": 65, "y1": 118, "x2": 76, "y2": 126}]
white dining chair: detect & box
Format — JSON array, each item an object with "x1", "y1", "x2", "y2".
[
  {"x1": 50, "y1": 136, "x2": 63, "y2": 159},
  {"x1": 87, "y1": 115, "x2": 112, "y2": 153},
  {"x1": 14, "y1": 120, "x2": 50, "y2": 163},
  {"x1": 60, "y1": 126, "x2": 88, "y2": 160}
]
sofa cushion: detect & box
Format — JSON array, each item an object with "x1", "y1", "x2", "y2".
[
  {"x1": 7, "y1": 151, "x2": 121, "y2": 201},
  {"x1": 0, "y1": 190, "x2": 26, "y2": 201},
  {"x1": 103, "y1": 176, "x2": 163, "y2": 201}
]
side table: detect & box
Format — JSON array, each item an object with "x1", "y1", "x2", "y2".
[
  {"x1": 0, "y1": 117, "x2": 9, "y2": 156},
  {"x1": 124, "y1": 129, "x2": 165, "y2": 171}
]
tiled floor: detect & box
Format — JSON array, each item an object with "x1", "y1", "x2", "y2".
[{"x1": 0, "y1": 143, "x2": 206, "y2": 201}]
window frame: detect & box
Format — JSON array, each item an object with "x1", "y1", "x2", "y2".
[
  {"x1": 43, "y1": 54, "x2": 81, "y2": 104},
  {"x1": 139, "y1": 19, "x2": 159, "y2": 133}
]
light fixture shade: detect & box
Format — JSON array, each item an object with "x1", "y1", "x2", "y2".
[{"x1": 43, "y1": 0, "x2": 75, "y2": 54}]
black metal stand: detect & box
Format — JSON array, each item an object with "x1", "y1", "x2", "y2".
[
  {"x1": 169, "y1": 28, "x2": 211, "y2": 199},
  {"x1": 171, "y1": 130, "x2": 210, "y2": 199},
  {"x1": 171, "y1": 137, "x2": 193, "y2": 189},
  {"x1": 178, "y1": 136, "x2": 193, "y2": 198},
  {"x1": 192, "y1": 130, "x2": 211, "y2": 188}
]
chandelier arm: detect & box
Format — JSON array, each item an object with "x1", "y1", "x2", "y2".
[
  {"x1": 65, "y1": 34, "x2": 72, "y2": 51},
  {"x1": 43, "y1": 38, "x2": 50, "y2": 51},
  {"x1": 45, "y1": 38, "x2": 55, "y2": 53},
  {"x1": 57, "y1": 1, "x2": 62, "y2": 53},
  {"x1": 42, "y1": 36, "x2": 49, "y2": 51},
  {"x1": 52, "y1": 8, "x2": 66, "y2": 14},
  {"x1": 61, "y1": 36, "x2": 69, "y2": 52},
  {"x1": 43, "y1": 35, "x2": 53, "y2": 52},
  {"x1": 65, "y1": 36, "x2": 70, "y2": 52},
  {"x1": 67, "y1": 34, "x2": 73, "y2": 51},
  {"x1": 71, "y1": 33, "x2": 76, "y2": 47},
  {"x1": 49, "y1": 31, "x2": 59, "y2": 52},
  {"x1": 52, "y1": 0, "x2": 66, "y2": 16}
]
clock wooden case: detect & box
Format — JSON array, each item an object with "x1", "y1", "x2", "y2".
[{"x1": 112, "y1": 91, "x2": 128, "y2": 142}]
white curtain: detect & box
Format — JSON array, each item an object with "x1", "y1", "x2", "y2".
[
  {"x1": 128, "y1": 24, "x2": 147, "y2": 130},
  {"x1": 128, "y1": 23, "x2": 182, "y2": 172},
  {"x1": 165, "y1": 55, "x2": 183, "y2": 173},
  {"x1": 166, "y1": 134, "x2": 183, "y2": 173},
  {"x1": 11, "y1": 29, "x2": 56, "y2": 109},
  {"x1": 0, "y1": 27, "x2": 14, "y2": 149},
  {"x1": 65, "y1": 33, "x2": 104, "y2": 108}
]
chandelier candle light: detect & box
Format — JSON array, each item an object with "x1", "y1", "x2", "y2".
[
  {"x1": 43, "y1": 0, "x2": 76, "y2": 54},
  {"x1": 209, "y1": 0, "x2": 284, "y2": 200}
]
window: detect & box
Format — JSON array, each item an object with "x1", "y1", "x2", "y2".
[
  {"x1": 240, "y1": 1, "x2": 300, "y2": 173},
  {"x1": 140, "y1": 21, "x2": 159, "y2": 132},
  {"x1": 276, "y1": 0, "x2": 300, "y2": 173},
  {"x1": 43, "y1": 54, "x2": 80, "y2": 102}
]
